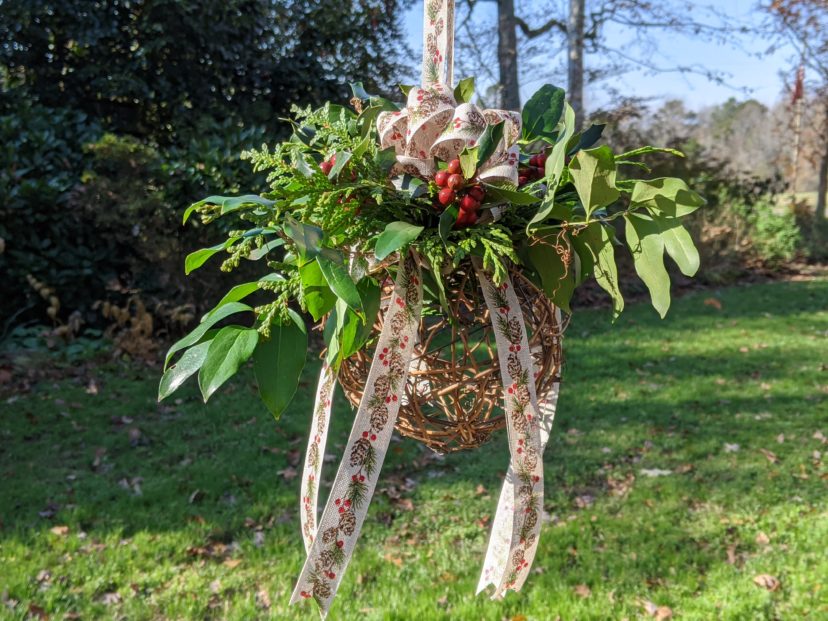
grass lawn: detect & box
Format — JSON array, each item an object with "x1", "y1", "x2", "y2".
[{"x1": 1, "y1": 278, "x2": 826, "y2": 620}]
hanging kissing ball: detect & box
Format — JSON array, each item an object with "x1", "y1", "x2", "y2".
[
  {"x1": 438, "y1": 187, "x2": 456, "y2": 206},
  {"x1": 447, "y1": 158, "x2": 462, "y2": 174},
  {"x1": 434, "y1": 171, "x2": 449, "y2": 187},
  {"x1": 447, "y1": 173, "x2": 465, "y2": 190}
]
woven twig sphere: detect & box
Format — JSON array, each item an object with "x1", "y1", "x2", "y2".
[{"x1": 337, "y1": 260, "x2": 563, "y2": 453}]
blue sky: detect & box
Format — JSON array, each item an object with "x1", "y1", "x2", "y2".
[{"x1": 402, "y1": 0, "x2": 794, "y2": 110}]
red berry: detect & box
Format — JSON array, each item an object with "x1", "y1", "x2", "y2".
[
  {"x1": 518, "y1": 176, "x2": 528, "y2": 186},
  {"x1": 447, "y1": 173, "x2": 465, "y2": 190},
  {"x1": 319, "y1": 160, "x2": 333, "y2": 175},
  {"x1": 536, "y1": 152, "x2": 547, "y2": 167},
  {"x1": 447, "y1": 159, "x2": 462, "y2": 174},
  {"x1": 434, "y1": 171, "x2": 449, "y2": 187},
  {"x1": 336, "y1": 540, "x2": 344, "y2": 548},
  {"x1": 468, "y1": 185, "x2": 485, "y2": 202},
  {"x1": 438, "y1": 187, "x2": 456, "y2": 206},
  {"x1": 459, "y1": 195, "x2": 480, "y2": 211},
  {"x1": 529, "y1": 155, "x2": 539, "y2": 167}
]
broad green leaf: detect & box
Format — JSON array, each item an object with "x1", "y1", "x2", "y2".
[
  {"x1": 300, "y1": 259, "x2": 337, "y2": 321},
  {"x1": 527, "y1": 236, "x2": 575, "y2": 312},
  {"x1": 438, "y1": 205, "x2": 459, "y2": 244},
  {"x1": 317, "y1": 249, "x2": 363, "y2": 315},
  {"x1": 328, "y1": 279, "x2": 381, "y2": 366},
  {"x1": 283, "y1": 215, "x2": 323, "y2": 259},
  {"x1": 158, "y1": 338, "x2": 212, "y2": 401},
  {"x1": 454, "y1": 77, "x2": 475, "y2": 104},
  {"x1": 483, "y1": 184, "x2": 540, "y2": 205},
  {"x1": 391, "y1": 175, "x2": 428, "y2": 199},
  {"x1": 375, "y1": 222, "x2": 424, "y2": 260},
  {"x1": 617, "y1": 146, "x2": 685, "y2": 159},
  {"x1": 625, "y1": 214, "x2": 671, "y2": 318},
  {"x1": 459, "y1": 147, "x2": 479, "y2": 180},
  {"x1": 164, "y1": 302, "x2": 252, "y2": 369},
  {"x1": 183, "y1": 195, "x2": 275, "y2": 224},
  {"x1": 328, "y1": 151, "x2": 352, "y2": 179},
  {"x1": 476, "y1": 122, "x2": 505, "y2": 168},
  {"x1": 521, "y1": 84, "x2": 565, "y2": 141},
  {"x1": 569, "y1": 146, "x2": 620, "y2": 219},
  {"x1": 198, "y1": 326, "x2": 259, "y2": 402},
  {"x1": 374, "y1": 147, "x2": 398, "y2": 172},
  {"x1": 247, "y1": 238, "x2": 285, "y2": 261},
  {"x1": 569, "y1": 123, "x2": 605, "y2": 154},
  {"x1": 529, "y1": 103, "x2": 576, "y2": 232},
  {"x1": 253, "y1": 312, "x2": 307, "y2": 419},
  {"x1": 203, "y1": 282, "x2": 261, "y2": 319},
  {"x1": 573, "y1": 222, "x2": 624, "y2": 319},
  {"x1": 184, "y1": 237, "x2": 237, "y2": 275},
  {"x1": 631, "y1": 178, "x2": 706, "y2": 217},
  {"x1": 653, "y1": 213, "x2": 700, "y2": 276}
]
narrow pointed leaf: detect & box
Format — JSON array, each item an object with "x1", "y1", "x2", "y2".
[
  {"x1": 375, "y1": 222, "x2": 424, "y2": 260},
  {"x1": 625, "y1": 214, "x2": 671, "y2": 318},
  {"x1": 253, "y1": 312, "x2": 307, "y2": 419},
  {"x1": 164, "y1": 302, "x2": 252, "y2": 369},
  {"x1": 198, "y1": 326, "x2": 259, "y2": 402}
]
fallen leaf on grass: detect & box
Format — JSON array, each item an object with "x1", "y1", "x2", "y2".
[
  {"x1": 640, "y1": 468, "x2": 672, "y2": 477},
  {"x1": 573, "y1": 583, "x2": 591, "y2": 598},
  {"x1": 49, "y1": 525, "x2": 69, "y2": 536},
  {"x1": 704, "y1": 297, "x2": 722, "y2": 310},
  {"x1": 256, "y1": 589, "x2": 271, "y2": 610},
  {"x1": 27, "y1": 603, "x2": 48, "y2": 619},
  {"x1": 725, "y1": 544, "x2": 738, "y2": 565},
  {"x1": 753, "y1": 574, "x2": 780, "y2": 591},
  {"x1": 759, "y1": 449, "x2": 779, "y2": 464},
  {"x1": 813, "y1": 430, "x2": 826, "y2": 444},
  {"x1": 223, "y1": 558, "x2": 242, "y2": 569},
  {"x1": 100, "y1": 592, "x2": 122, "y2": 605},
  {"x1": 641, "y1": 600, "x2": 673, "y2": 619},
  {"x1": 675, "y1": 463, "x2": 695, "y2": 474},
  {"x1": 510, "y1": 615, "x2": 527, "y2": 621},
  {"x1": 277, "y1": 467, "x2": 298, "y2": 481},
  {"x1": 776, "y1": 433, "x2": 785, "y2": 444},
  {"x1": 383, "y1": 553, "x2": 403, "y2": 567},
  {"x1": 475, "y1": 484, "x2": 487, "y2": 496},
  {"x1": 724, "y1": 443, "x2": 740, "y2": 453},
  {"x1": 755, "y1": 532, "x2": 770, "y2": 545}
]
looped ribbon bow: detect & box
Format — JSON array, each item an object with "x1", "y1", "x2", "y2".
[{"x1": 289, "y1": 0, "x2": 562, "y2": 616}]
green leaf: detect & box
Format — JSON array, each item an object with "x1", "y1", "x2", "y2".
[
  {"x1": 453, "y1": 77, "x2": 475, "y2": 103},
  {"x1": 391, "y1": 174, "x2": 428, "y2": 199},
  {"x1": 184, "y1": 237, "x2": 238, "y2": 275},
  {"x1": 203, "y1": 282, "x2": 261, "y2": 319},
  {"x1": 653, "y1": 213, "x2": 700, "y2": 276},
  {"x1": 573, "y1": 222, "x2": 624, "y2": 319},
  {"x1": 631, "y1": 178, "x2": 706, "y2": 217},
  {"x1": 521, "y1": 84, "x2": 565, "y2": 141},
  {"x1": 399, "y1": 84, "x2": 415, "y2": 97},
  {"x1": 158, "y1": 338, "x2": 213, "y2": 401},
  {"x1": 569, "y1": 123, "x2": 605, "y2": 154},
  {"x1": 625, "y1": 213, "x2": 671, "y2": 318},
  {"x1": 328, "y1": 151, "x2": 352, "y2": 179},
  {"x1": 247, "y1": 238, "x2": 285, "y2": 261},
  {"x1": 528, "y1": 103, "x2": 576, "y2": 232},
  {"x1": 527, "y1": 236, "x2": 575, "y2": 312},
  {"x1": 374, "y1": 147, "x2": 398, "y2": 172},
  {"x1": 438, "y1": 205, "x2": 459, "y2": 244},
  {"x1": 375, "y1": 222, "x2": 424, "y2": 260},
  {"x1": 482, "y1": 183, "x2": 541, "y2": 205},
  {"x1": 164, "y1": 302, "x2": 252, "y2": 370},
  {"x1": 184, "y1": 195, "x2": 275, "y2": 224},
  {"x1": 569, "y1": 146, "x2": 620, "y2": 219},
  {"x1": 283, "y1": 215, "x2": 323, "y2": 259},
  {"x1": 253, "y1": 312, "x2": 308, "y2": 419},
  {"x1": 459, "y1": 146, "x2": 479, "y2": 180},
  {"x1": 617, "y1": 146, "x2": 685, "y2": 159},
  {"x1": 476, "y1": 122, "x2": 505, "y2": 168},
  {"x1": 317, "y1": 249, "x2": 363, "y2": 315},
  {"x1": 300, "y1": 259, "x2": 337, "y2": 322},
  {"x1": 198, "y1": 326, "x2": 259, "y2": 402}
]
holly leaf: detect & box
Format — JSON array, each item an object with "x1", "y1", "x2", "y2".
[
  {"x1": 183, "y1": 195, "x2": 275, "y2": 224},
  {"x1": 375, "y1": 221, "x2": 424, "y2": 260},
  {"x1": 198, "y1": 326, "x2": 259, "y2": 402},
  {"x1": 459, "y1": 147, "x2": 479, "y2": 180},
  {"x1": 454, "y1": 77, "x2": 475, "y2": 103},
  {"x1": 476, "y1": 122, "x2": 504, "y2": 168},
  {"x1": 521, "y1": 84, "x2": 565, "y2": 142},
  {"x1": 328, "y1": 151, "x2": 352, "y2": 179},
  {"x1": 569, "y1": 146, "x2": 620, "y2": 219},
  {"x1": 482, "y1": 183, "x2": 540, "y2": 205},
  {"x1": 253, "y1": 311, "x2": 307, "y2": 419}
]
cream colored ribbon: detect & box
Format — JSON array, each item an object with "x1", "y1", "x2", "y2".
[
  {"x1": 472, "y1": 258, "x2": 546, "y2": 596},
  {"x1": 291, "y1": 253, "x2": 423, "y2": 617}
]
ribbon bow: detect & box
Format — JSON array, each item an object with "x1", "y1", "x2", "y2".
[{"x1": 376, "y1": 84, "x2": 522, "y2": 185}]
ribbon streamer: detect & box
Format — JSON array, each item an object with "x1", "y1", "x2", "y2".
[{"x1": 291, "y1": 253, "x2": 423, "y2": 617}]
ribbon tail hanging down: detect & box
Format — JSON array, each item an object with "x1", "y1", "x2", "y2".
[
  {"x1": 290, "y1": 252, "x2": 423, "y2": 617},
  {"x1": 300, "y1": 363, "x2": 337, "y2": 553},
  {"x1": 421, "y1": 0, "x2": 455, "y2": 87},
  {"x1": 472, "y1": 258, "x2": 545, "y2": 598},
  {"x1": 476, "y1": 310, "x2": 562, "y2": 597}
]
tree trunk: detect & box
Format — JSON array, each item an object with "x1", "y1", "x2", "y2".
[
  {"x1": 567, "y1": 0, "x2": 585, "y2": 128},
  {"x1": 497, "y1": 0, "x2": 521, "y2": 110},
  {"x1": 817, "y1": 103, "x2": 828, "y2": 221}
]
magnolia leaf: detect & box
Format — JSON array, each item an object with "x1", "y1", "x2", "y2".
[
  {"x1": 454, "y1": 77, "x2": 475, "y2": 103},
  {"x1": 317, "y1": 249, "x2": 362, "y2": 315},
  {"x1": 164, "y1": 302, "x2": 253, "y2": 369},
  {"x1": 654, "y1": 213, "x2": 700, "y2": 276},
  {"x1": 375, "y1": 221, "x2": 424, "y2": 260},
  {"x1": 299, "y1": 259, "x2": 337, "y2": 322},
  {"x1": 476, "y1": 122, "x2": 505, "y2": 168},
  {"x1": 569, "y1": 146, "x2": 620, "y2": 219},
  {"x1": 198, "y1": 326, "x2": 259, "y2": 402},
  {"x1": 158, "y1": 338, "x2": 213, "y2": 401},
  {"x1": 184, "y1": 237, "x2": 238, "y2": 275},
  {"x1": 459, "y1": 147, "x2": 479, "y2": 180},
  {"x1": 522, "y1": 84, "x2": 565, "y2": 142},
  {"x1": 625, "y1": 213, "x2": 671, "y2": 318},
  {"x1": 527, "y1": 236, "x2": 575, "y2": 312},
  {"x1": 253, "y1": 311, "x2": 307, "y2": 419},
  {"x1": 283, "y1": 215, "x2": 323, "y2": 259},
  {"x1": 574, "y1": 222, "x2": 624, "y2": 318},
  {"x1": 569, "y1": 123, "x2": 605, "y2": 155},
  {"x1": 631, "y1": 178, "x2": 706, "y2": 217}
]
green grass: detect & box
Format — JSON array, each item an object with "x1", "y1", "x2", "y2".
[{"x1": 1, "y1": 279, "x2": 827, "y2": 620}]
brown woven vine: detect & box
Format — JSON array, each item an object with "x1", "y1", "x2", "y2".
[{"x1": 337, "y1": 261, "x2": 564, "y2": 453}]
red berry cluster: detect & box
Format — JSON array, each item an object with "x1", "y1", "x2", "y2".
[
  {"x1": 319, "y1": 153, "x2": 336, "y2": 175},
  {"x1": 517, "y1": 152, "x2": 547, "y2": 187},
  {"x1": 433, "y1": 158, "x2": 486, "y2": 228}
]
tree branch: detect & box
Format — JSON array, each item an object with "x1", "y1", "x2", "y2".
[{"x1": 515, "y1": 15, "x2": 567, "y2": 39}]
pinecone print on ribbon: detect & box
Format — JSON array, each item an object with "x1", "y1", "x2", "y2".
[
  {"x1": 350, "y1": 437, "x2": 372, "y2": 468},
  {"x1": 507, "y1": 353, "x2": 522, "y2": 379},
  {"x1": 390, "y1": 310, "x2": 407, "y2": 333},
  {"x1": 373, "y1": 374, "x2": 391, "y2": 398},
  {"x1": 523, "y1": 509, "x2": 538, "y2": 530},
  {"x1": 338, "y1": 509, "x2": 356, "y2": 536},
  {"x1": 312, "y1": 578, "x2": 332, "y2": 600},
  {"x1": 308, "y1": 442, "x2": 319, "y2": 469},
  {"x1": 321, "y1": 527, "x2": 339, "y2": 545},
  {"x1": 511, "y1": 548, "x2": 525, "y2": 567},
  {"x1": 318, "y1": 549, "x2": 337, "y2": 571},
  {"x1": 370, "y1": 403, "x2": 389, "y2": 431}
]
